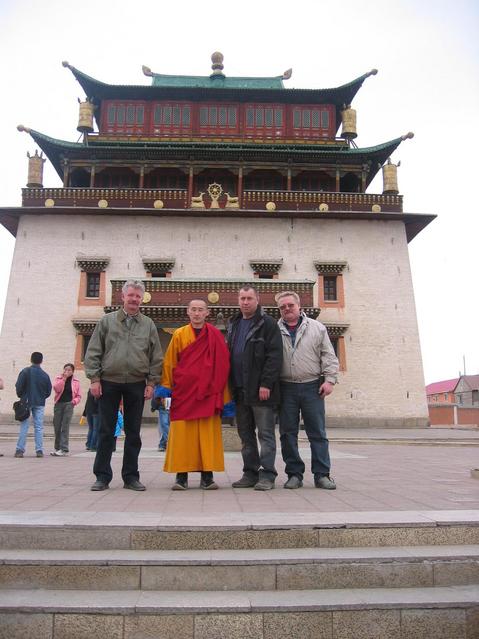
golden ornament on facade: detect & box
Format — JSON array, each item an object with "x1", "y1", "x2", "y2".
[
  {"x1": 208, "y1": 291, "x2": 220, "y2": 304},
  {"x1": 44, "y1": 198, "x2": 55, "y2": 207},
  {"x1": 319, "y1": 203, "x2": 329, "y2": 212},
  {"x1": 207, "y1": 182, "x2": 223, "y2": 209},
  {"x1": 265, "y1": 201, "x2": 276, "y2": 211},
  {"x1": 142, "y1": 291, "x2": 152, "y2": 304},
  {"x1": 372, "y1": 204, "x2": 381, "y2": 213},
  {"x1": 153, "y1": 199, "x2": 164, "y2": 209},
  {"x1": 98, "y1": 199, "x2": 108, "y2": 208}
]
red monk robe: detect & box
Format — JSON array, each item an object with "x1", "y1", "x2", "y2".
[{"x1": 162, "y1": 323, "x2": 231, "y2": 473}]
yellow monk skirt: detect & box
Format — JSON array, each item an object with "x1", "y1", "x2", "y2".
[{"x1": 163, "y1": 414, "x2": 224, "y2": 472}]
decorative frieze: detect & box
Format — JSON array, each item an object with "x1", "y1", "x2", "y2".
[
  {"x1": 249, "y1": 259, "x2": 283, "y2": 274},
  {"x1": 76, "y1": 256, "x2": 110, "y2": 272},
  {"x1": 142, "y1": 258, "x2": 176, "y2": 272},
  {"x1": 110, "y1": 278, "x2": 314, "y2": 294},
  {"x1": 72, "y1": 319, "x2": 98, "y2": 335},
  {"x1": 313, "y1": 261, "x2": 347, "y2": 274}
]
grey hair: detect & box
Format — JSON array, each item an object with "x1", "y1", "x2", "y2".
[
  {"x1": 275, "y1": 290, "x2": 301, "y2": 305},
  {"x1": 122, "y1": 279, "x2": 145, "y2": 295}
]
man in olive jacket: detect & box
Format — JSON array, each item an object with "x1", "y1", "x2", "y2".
[
  {"x1": 85, "y1": 279, "x2": 163, "y2": 491},
  {"x1": 227, "y1": 286, "x2": 283, "y2": 491}
]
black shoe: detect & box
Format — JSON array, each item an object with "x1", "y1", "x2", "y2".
[
  {"x1": 314, "y1": 474, "x2": 337, "y2": 490},
  {"x1": 200, "y1": 471, "x2": 218, "y2": 490},
  {"x1": 91, "y1": 480, "x2": 109, "y2": 491},
  {"x1": 172, "y1": 472, "x2": 188, "y2": 490},
  {"x1": 254, "y1": 478, "x2": 275, "y2": 491},
  {"x1": 232, "y1": 474, "x2": 257, "y2": 488},
  {"x1": 284, "y1": 475, "x2": 303, "y2": 489},
  {"x1": 123, "y1": 479, "x2": 146, "y2": 491}
]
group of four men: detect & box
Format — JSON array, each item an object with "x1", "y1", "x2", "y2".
[{"x1": 84, "y1": 279, "x2": 339, "y2": 492}]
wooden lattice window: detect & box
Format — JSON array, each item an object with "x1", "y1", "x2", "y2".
[{"x1": 86, "y1": 273, "x2": 100, "y2": 298}]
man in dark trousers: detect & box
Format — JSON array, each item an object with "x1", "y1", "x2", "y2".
[
  {"x1": 85, "y1": 279, "x2": 163, "y2": 491},
  {"x1": 227, "y1": 286, "x2": 283, "y2": 491},
  {"x1": 14, "y1": 352, "x2": 52, "y2": 458}
]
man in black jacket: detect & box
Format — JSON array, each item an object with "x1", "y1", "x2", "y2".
[{"x1": 227, "y1": 286, "x2": 283, "y2": 490}]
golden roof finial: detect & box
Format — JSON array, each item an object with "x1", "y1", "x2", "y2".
[{"x1": 211, "y1": 51, "x2": 224, "y2": 75}]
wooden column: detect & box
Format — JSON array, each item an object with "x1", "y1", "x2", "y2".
[
  {"x1": 187, "y1": 166, "x2": 194, "y2": 204},
  {"x1": 335, "y1": 168, "x2": 340, "y2": 192},
  {"x1": 90, "y1": 164, "x2": 96, "y2": 188},
  {"x1": 238, "y1": 166, "x2": 243, "y2": 207},
  {"x1": 139, "y1": 165, "x2": 145, "y2": 189},
  {"x1": 63, "y1": 160, "x2": 70, "y2": 187},
  {"x1": 287, "y1": 167, "x2": 292, "y2": 191}
]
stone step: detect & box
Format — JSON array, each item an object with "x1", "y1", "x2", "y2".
[
  {"x1": 1, "y1": 545, "x2": 478, "y2": 592},
  {"x1": 0, "y1": 585, "x2": 478, "y2": 638},
  {"x1": 1, "y1": 512, "x2": 478, "y2": 551}
]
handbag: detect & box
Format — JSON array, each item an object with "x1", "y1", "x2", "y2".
[
  {"x1": 13, "y1": 398, "x2": 30, "y2": 421},
  {"x1": 13, "y1": 366, "x2": 32, "y2": 421}
]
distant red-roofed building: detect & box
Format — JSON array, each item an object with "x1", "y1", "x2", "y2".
[{"x1": 426, "y1": 378, "x2": 459, "y2": 404}]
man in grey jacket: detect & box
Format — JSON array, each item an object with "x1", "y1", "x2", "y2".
[
  {"x1": 276, "y1": 291, "x2": 338, "y2": 490},
  {"x1": 85, "y1": 279, "x2": 163, "y2": 491}
]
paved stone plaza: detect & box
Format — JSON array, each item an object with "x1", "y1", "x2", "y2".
[{"x1": 0, "y1": 423, "x2": 477, "y2": 517}]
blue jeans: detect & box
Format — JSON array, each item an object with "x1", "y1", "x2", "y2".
[
  {"x1": 86, "y1": 413, "x2": 100, "y2": 450},
  {"x1": 235, "y1": 395, "x2": 277, "y2": 481},
  {"x1": 158, "y1": 408, "x2": 170, "y2": 448},
  {"x1": 16, "y1": 406, "x2": 45, "y2": 453},
  {"x1": 279, "y1": 380, "x2": 331, "y2": 479}
]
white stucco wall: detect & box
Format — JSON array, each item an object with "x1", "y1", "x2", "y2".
[{"x1": 0, "y1": 212, "x2": 428, "y2": 426}]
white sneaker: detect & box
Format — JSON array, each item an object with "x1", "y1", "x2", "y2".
[{"x1": 51, "y1": 450, "x2": 65, "y2": 456}]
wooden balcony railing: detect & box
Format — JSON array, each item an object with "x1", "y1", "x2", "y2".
[
  {"x1": 22, "y1": 187, "x2": 403, "y2": 213},
  {"x1": 242, "y1": 190, "x2": 403, "y2": 212},
  {"x1": 22, "y1": 187, "x2": 188, "y2": 209}
]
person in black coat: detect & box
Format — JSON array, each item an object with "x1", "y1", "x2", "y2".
[{"x1": 226, "y1": 286, "x2": 283, "y2": 491}]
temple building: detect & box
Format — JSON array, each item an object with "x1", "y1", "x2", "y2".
[{"x1": 0, "y1": 53, "x2": 434, "y2": 426}]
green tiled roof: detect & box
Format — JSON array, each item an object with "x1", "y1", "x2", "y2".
[
  {"x1": 19, "y1": 127, "x2": 409, "y2": 188},
  {"x1": 150, "y1": 73, "x2": 284, "y2": 89},
  {"x1": 62, "y1": 63, "x2": 376, "y2": 107}
]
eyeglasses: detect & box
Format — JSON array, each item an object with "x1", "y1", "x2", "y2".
[{"x1": 279, "y1": 303, "x2": 297, "y2": 310}]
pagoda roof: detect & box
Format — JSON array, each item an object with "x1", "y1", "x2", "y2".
[
  {"x1": 148, "y1": 72, "x2": 285, "y2": 90},
  {"x1": 19, "y1": 127, "x2": 410, "y2": 188},
  {"x1": 62, "y1": 61, "x2": 377, "y2": 106}
]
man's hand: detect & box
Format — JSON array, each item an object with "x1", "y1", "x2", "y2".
[
  {"x1": 319, "y1": 381, "x2": 334, "y2": 398},
  {"x1": 144, "y1": 385, "x2": 154, "y2": 400},
  {"x1": 90, "y1": 381, "x2": 102, "y2": 399},
  {"x1": 258, "y1": 386, "x2": 270, "y2": 401}
]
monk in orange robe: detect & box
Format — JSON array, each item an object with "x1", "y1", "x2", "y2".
[{"x1": 161, "y1": 299, "x2": 231, "y2": 490}]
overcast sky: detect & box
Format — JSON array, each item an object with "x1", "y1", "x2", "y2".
[{"x1": 0, "y1": 0, "x2": 477, "y2": 384}]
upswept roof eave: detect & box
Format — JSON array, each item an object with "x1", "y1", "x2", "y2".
[
  {"x1": 19, "y1": 129, "x2": 407, "y2": 184},
  {"x1": 63, "y1": 63, "x2": 375, "y2": 105}
]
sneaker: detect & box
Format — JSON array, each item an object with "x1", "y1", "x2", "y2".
[
  {"x1": 232, "y1": 475, "x2": 257, "y2": 488},
  {"x1": 172, "y1": 472, "x2": 188, "y2": 491},
  {"x1": 284, "y1": 475, "x2": 303, "y2": 489},
  {"x1": 14, "y1": 449, "x2": 24, "y2": 458},
  {"x1": 36, "y1": 450, "x2": 44, "y2": 458},
  {"x1": 254, "y1": 478, "x2": 275, "y2": 491},
  {"x1": 158, "y1": 446, "x2": 166, "y2": 452},
  {"x1": 314, "y1": 474, "x2": 337, "y2": 490},
  {"x1": 200, "y1": 472, "x2": 218, "y2": 490},
  {"x1": 50, "y1": 450, "x2": 65, "y2": 457}
]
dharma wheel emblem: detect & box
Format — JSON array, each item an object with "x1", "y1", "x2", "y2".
[{"x1": 207, "y1": 182, "x2": 223, "y2": 209}]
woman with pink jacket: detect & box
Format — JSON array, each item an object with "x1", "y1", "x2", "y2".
[{"x1": 51, "y1": 363, "x2": 81, "y2": 456}]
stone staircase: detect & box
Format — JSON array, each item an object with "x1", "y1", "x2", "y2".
[{"x1": 0, "y1": 516, "x2": 478, "y2": 638}]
